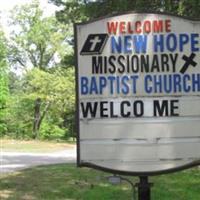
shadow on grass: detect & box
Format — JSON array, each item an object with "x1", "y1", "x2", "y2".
[
  {"x1": 0, "y1": 164, "x2": 199, "y2": 200},
  {"x1": 0, "y1": 164, "x2": 132, "y2": 200}
]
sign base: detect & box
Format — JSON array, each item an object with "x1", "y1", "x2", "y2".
[{"x1": 136, "y1": 176, "x2": 153, "y2": 200}]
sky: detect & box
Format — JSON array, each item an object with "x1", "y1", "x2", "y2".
[
  {"x1": 0, "y1": 0, "x2": 59, "y2": 36},
  {"x1": 0, "y1": 0, "x2": 57, "y2": 13}
]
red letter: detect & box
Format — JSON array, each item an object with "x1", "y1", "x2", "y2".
[
  {"x1": 143, "y1": 20, "x2": 151, "y2": 33},
  {"x1": 127, "y1": 22, "x2": 134, "y2": 34},
  {"x1": 135, "y1": 21, "x2": 142, "y2": 33},
  {"x1": 165, "y1": 19, "x2": 171, "y2": 32},
  {"x1": 107, "y1": 22, "x2": 118, "y2": 34},
  {"x1": 119, "y1": 21, "x2": 126, "y2": 34},
  {"x1": 153, "y1": 20, "x2": 163, "y2": 33}
]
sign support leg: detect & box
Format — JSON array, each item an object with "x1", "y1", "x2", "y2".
[{"x1": 137, "y1": 176, "x2": 152, "y2": 200}]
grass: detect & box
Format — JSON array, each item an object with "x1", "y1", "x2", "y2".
[
  {"x1": 0, "y1": 164, "x2": 199, "y2": 200},
  {"x1": 0, "y1": 139, "x2": 75, "y2": 153}
]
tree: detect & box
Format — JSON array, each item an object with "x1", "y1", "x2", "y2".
[
  {"x1": 8, "y1": 0, "x2": 72, "y2": 139},
  {"x1": 6, "y1": 67, "x2": 75, "y2": 140},
  {"x1": 9, "y1": 0, "x2": 70, "y2": 71},
  {"x1": 0, "y1": 29, "x2": 8, "y2": 136},
  {"x1": 50, "y1": 0, "x2": 200, "y2": 24}
]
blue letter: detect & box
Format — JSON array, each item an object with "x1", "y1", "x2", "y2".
[
  {"x1": 183, "y1": 74, "x2": 191, "y2": 92},
  {"x1": 133, "y1": 35, "x2": 147, "y2": 53},
  {"x1": 81, "y1": 77, "x2": 88, "y2": 95},
  {"x1": 166, "y1": 33, "x2": 177, "y2": 52},
  {"x1": 121, "y1": 76, "x2": 129, "y2": 94},
  {"x1": 192, "y1": 74, "x2": 200, "y2": 91},
  {"x1": 124, "y1": 35, "x2": 132, "y2": 53},
  {"x1": 153, "y1": 35, "x2": 164, "y2": 52},
  {"x1": 90, "y1": 77, "x2": 98, "y2": 94},
  {"x1": 144, "y1": 75, "x2": 153, "y2": 93},
  {"x1": 130, "y1": 75, "x2": 139, "y2": 94},
  {"x1": 191, "y1": 33, "x2": 199, "y2": 52},
  {"x1": 99, "y1": 76, "x2": 107, "y2": 94},
  {"x1": 108, "y1": 76, "x2": 116, "y2": 94},
  {"x1": 111, "y1": 36, "x2": 122, "y2": 53},
  {"x1": 179, "y1": 34, "x2": 189, "y2": 52}
]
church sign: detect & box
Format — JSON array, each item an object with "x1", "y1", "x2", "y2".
[{"x1": 75, "y1": 13, "x2": 200, "y2": 175}]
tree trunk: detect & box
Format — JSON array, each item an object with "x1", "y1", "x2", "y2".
[
  {"x1": 33, "y1": 98, "x2": 41, "y2": 139},
  {"x1": 33, "y1": 98, "x2": 51, "y2": 139}
]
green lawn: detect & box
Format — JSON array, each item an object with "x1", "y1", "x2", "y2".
[
  {"x1": 0, "y1": 164, "x2": 199, "y2": 200},
  {"x1": 1, "y1": 139, "x2": 75, "y2": 153}
]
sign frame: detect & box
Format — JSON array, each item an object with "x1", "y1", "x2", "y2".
[{"x1": 74, "y1": 11, "x2": 200, "y2": 176}]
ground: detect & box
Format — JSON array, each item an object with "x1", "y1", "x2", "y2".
[
  {"x1": 0, "y1": 164, "x2": 199, "y2": 200},
  {"x1": 0, "y1": 139, "x2": 199, "y2": 199},
  {"x1": 1, "y1": 139, "x2": 75, "y2": 153},
  {"x1": 1, "y1": 139, "x2": 76, "y2": 173}
]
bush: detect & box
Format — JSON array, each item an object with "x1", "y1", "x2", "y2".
[
  {"x1": 40, "y1": 122, "x2": 67, "y2": 140},
  {"x1": 5, "y1": 96, "x2": 34, "y2": 139},
  {"x1": 0, "y1": 122, "x2": 7, "y2": 137}
]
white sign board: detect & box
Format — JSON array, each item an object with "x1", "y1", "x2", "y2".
[{"x1": 75, "y1": 13, "x2": 200, "y2": 174}]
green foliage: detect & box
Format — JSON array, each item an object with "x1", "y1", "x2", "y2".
[
  {"x1": 25, "y1": 68, "x2": 75, "y2": 107},
  {"x1": 0, "y1": 123, "x2": 7, "y2": 137},
  {"x1": 40, "y1": 121, "x2": 67, "y2": 140},
  {"x1": 5, "y1": 95, "x2": 34, "y2": 139},
  {"x1": 4, "y1": 0, "x2": 75, "y2": 140},
  {"x1": 5, "y1": 67, "x2": 75, "y2": 139},
  {"x1": 0, "y1": 30, "x2": 8, "y2": 109},
  {"x1": 0, "y1": 29, "x2": 9, "y2": 137},
  {"x1": 51, "y1": 0, "x2": 200, "y2": 24},
  {"x1": 8, "y1": 0, "x2": 70, "y2": 71},
  {"x1": 163, "y1": 0, "x2": 200, "y2": 17}
]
